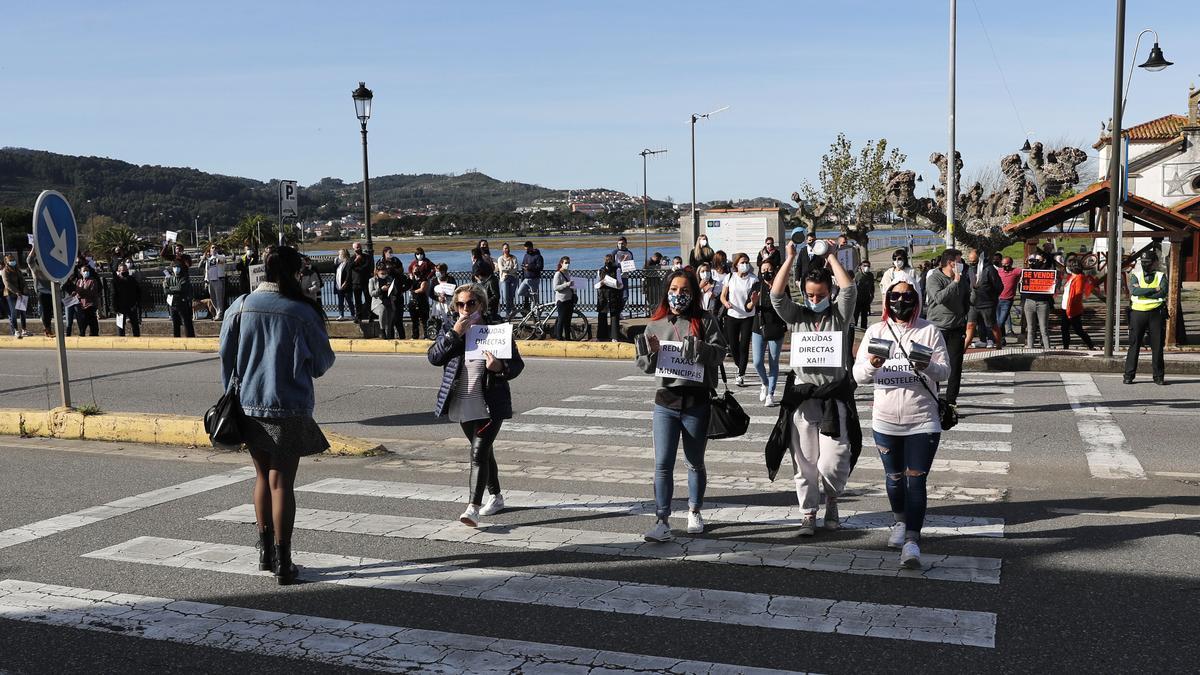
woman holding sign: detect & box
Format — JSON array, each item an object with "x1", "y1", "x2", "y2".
[
  {"x1": 852, "y1": 275, "x2": 950, "y2": 569},
  {"x1": 429, "y1": 283, "x2": 525, "y2": 528},
  {"x1": 769, "y1": 240, "x2": 858, "y2": 537},
  {"x1": 635, "y1": 270, "x2": 728, "y2": 542}
]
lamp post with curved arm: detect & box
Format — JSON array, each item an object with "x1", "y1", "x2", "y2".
[{"x1": 352, "y1": 82, "x2": 375, "y2": 257}]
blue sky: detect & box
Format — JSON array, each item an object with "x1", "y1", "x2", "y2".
[{"x1": 3, "y1": 1, "x2": 1198, "y2": 204}]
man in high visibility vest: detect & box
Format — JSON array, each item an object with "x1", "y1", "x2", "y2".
[{"x1": 1124, "y1": 252, "x2": 1167, "y2": 385}]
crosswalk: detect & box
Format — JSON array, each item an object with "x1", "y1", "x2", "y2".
[{"x1": 1, "y1": 368, "x2": 1047, "y2": 670}]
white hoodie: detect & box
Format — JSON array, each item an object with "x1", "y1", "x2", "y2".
[{"x1": 853, "y1": 273, "x2": 950, "y2": 433}]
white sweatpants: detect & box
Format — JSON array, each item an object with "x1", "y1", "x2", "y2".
[{"x1": 789, "y1": 399, "x2": 852, "y2": 512}]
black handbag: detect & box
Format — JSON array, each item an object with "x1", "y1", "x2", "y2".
[
  {"x1": 885, "y1": 322, "x2": 958, "y2": 431},
  {"x1": 707, "y1": 363, "x2": 750, "y2": 440},
  {"x1": 204, "y1": 305, "x2": 245, "y2": 450}
]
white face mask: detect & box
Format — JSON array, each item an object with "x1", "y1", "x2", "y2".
[
  {"x1": 698, "y1": 238, "x2": 707, "y2": 246},
  {"x1": 737, "y1": 262, "x2": 751, "y2": 274},
  {"x1": 701, "y1": 271, "x2": 711, "y2": 280},
  {"x1": 893, "y1": 259, "x2": 904, "y2": 269},
  {"x1": 671, "y1": 264, "x2": 682, "y2": 271},
  {"x1": 415, "y1": 254, "x2": 424, "y2": 261},
  {"x1": 561, "y1": 263, "x2": 570, "y2": 270},
  {"x1": 955, "y1": 261, "x2": 965, "y2": 274}
]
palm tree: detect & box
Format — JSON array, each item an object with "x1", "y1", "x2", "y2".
[{"x1": 90, "y1": 225, "x2": 152, "y2": 263}]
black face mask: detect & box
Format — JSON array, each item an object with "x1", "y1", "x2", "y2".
[{"x1": 887, "y1": 291, "x2": 918, "y2": 321}]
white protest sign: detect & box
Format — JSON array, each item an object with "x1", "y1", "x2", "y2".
[
  {"x1": 115, "y1": 313, "x2": 125, "y2": 330},
  {"x1": 873, "y1": 358, "x2": 931, "y2": 391},
  {"x1": 570, "y1": 276, "x2": 589, "y2": 290},
  {"x1": 789, "y1": 330, "x2": 843, "y2": 368},
  {"x1": 62, "y1": 294, "x2": 79, "y2": 309},
  {"x1": 164, "y1": 230, "x2": 178, "y2": 243},
  {"x1": 27, "y1": 233, "x2": 35, "y2": 246},
  {"x1": 14, "y1": 296, "x2": 28, "y2": 312},
  {"x1": 249, "y1": 263, "x2": 266, "y2": 288},
  {"x1": 655, "y1": 340, "x2": 705, "y2": 382},
  {"x1": 166, "y1": 294, "x2": 175, "y2": 308},
  {"x1": 465, "y1": 323, "x2": 513, "y2": 361},
  {"x1": 620, "y1": 259, "x2": 637, "y2": 273},
  {"x1": 600, "y1": 275, "x2": 620, "y2": 289},
  {"x1": 434, "y1": 282, "x2": 457, "y2": 297}
]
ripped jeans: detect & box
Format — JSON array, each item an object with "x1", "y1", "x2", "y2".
[
  {"x1": 873, "y1": 431, "x2": 941, "y2": 540},
  {"x1": 652, "y1": 402, "x2": 709, "y2": 520}
]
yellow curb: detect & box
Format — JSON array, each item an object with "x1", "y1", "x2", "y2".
[
  {"x1": 0, "y1": 335, "x2": 631, "y2": 359},
  {"x1": 0, "y1": 408, "x2": 384, "y2": 457}
]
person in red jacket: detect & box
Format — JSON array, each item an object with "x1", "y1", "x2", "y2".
[{"x1": 1059, "y1": 263, "x2": 1105, "y2": 350}]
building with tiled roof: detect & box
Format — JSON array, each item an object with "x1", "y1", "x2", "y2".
[{"x1": 1093, "y1": 114, "x2": 1191, "y2": 149}]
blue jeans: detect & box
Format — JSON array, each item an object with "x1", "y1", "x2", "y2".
[
  {"x1": 751, "y1": 332, "x2": 783, "y2": 395},
  {"x1": 996, "y1": 299, "x2": 1014, "y2": 335},
  {"x1": 873, "y1": 431, "x2": 941, "y2": 539},
  {"x1": 501, "y1": 276, "x2": 518, "y2": 316},
  {"x1": 6, "y1": 296, "x2": 26, "y2": 333},
  {"x1": 652, "y1": 402, "x2": 709, "y2": 519},
  {"x1": 515, "y1": 278, "x2": 538, "y2": 313}
]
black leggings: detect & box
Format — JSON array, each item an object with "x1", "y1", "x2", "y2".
[
  {"x1": 462, "y1": 418, "x2": 503, "y2": 505},
  {"x1": 555, "y1": 299, "x2": 576, "y2": 340},
  {"x1": 1058, "y1": 310, "x2": 1095, "y2": 350},
  {"x1": 723, "y1": 315, "x2": 753, "y2": 376}
]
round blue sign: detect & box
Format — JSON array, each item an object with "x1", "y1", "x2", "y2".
[{"x1": 32, "y1": 190, "x2": 79, "y2": 284}]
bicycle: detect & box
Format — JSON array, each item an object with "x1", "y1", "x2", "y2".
[{"x1": 512, "y1": 302, "x2": 592, "y2": 341}]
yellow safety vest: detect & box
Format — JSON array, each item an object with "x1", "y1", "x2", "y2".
[{"x1": 1130, "y1": 269, "x2": 1165, "y2": 312}]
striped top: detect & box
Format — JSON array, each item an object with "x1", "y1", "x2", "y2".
[{"x1": 448, "y1": 357, "x2": 490, "y2": 422}]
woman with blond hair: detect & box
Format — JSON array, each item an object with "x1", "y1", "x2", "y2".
[{"x1": 428, "y1": 283, "x2": 525, "y2": 527}]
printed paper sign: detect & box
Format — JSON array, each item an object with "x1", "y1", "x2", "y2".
[
  {"x1": 789, "y1": 330, "x2": 843, "y2": 368},
  {"x1": 166, "y1": 294, "x2": 175, "y2": 308},
  {"x1": 873, "y1": 358, "x2": 932, "y2": 391},
  {"x1": 14, "y1": 296, "x2": 27, "y2": 312},
  {"x1": 27, "y1": 233, "x2": 35, "y2": 246},
  {"x1": 620, "y1": 259, "x2": 637, "y2": 273},
  {"x1": 1020, "y1": 269, "x2": 1057, "y2": 295},
  {"x1": 164, "y1": 230, "x2": 178, "y2": 243},
  {"x1": 600, "y1": 275, "x2": 620, "y2": 289},
  {"x1": 434, "y1": 282, "x2": 457, "y2": 297},
  {"x1": 249, "y1": 263, "x2": 265, "y2": 289},
  {"x1": 465, "y1": 323, "x2": 513, "y2": 361},
  {"x1": 206, "y1": 260, "x2": 224, "y2": 280},
  {"x1": 115, "y1": 313, "x2": 126, "y2": 330},
  {"x1": 655, "y1": 341, "x2": 705, "y2": 382},
  {"x1": 571, "y1": 276, "x2": 589, "y2": 290},
  {"x1": 62, "y1": 294, "x2": 79, "y2": 309}
]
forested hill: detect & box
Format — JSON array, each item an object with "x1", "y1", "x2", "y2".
[{"x1": 0, "y1": 148, "x2": 581, "y2": 230}]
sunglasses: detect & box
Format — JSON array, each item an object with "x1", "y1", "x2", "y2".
[
  {"x1": 887, "y1": 291, "x2": 917, "y2": 302},
  {"x1": 455, "y1": 299, "x2": 479, "y2": 309}
]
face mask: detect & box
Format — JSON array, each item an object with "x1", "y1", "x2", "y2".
[
  {"x1": 81, "y1": 271, "x2": 91, "y2": 278},
  {"x1": 698, "y1": 239, "x2": 707, "y2": 246},
  {"x1": 737, "y1": 262, "x2": 751, "y2": 274},
  {"x1": 861, "y1": 266, "x2": 871, "y2": 273},
  {"x1": 617, "y1": 243, "x2": 626, "y2": 250},
  {"x1": 118, "y1": 270, "x2": 126, "y2": 276},
  {"x1": 667, "y1": 291, "x2": 691, "y2": 311},
  {"x1": 807, "y1": 296, "x2": 830, "y2": 313},
  {"x1": 887, "y1": 291, "x2": 918, "y2": 321},
  {"x1": 1003, "y1": 263, "x2": 1013, "y2": 271},
  {"x1": 760, "y1": 271, "x2": 773, "y2": 282},
  {"x1": 173, "y1": 267, "x2": 181, "y2": 275},
  {"x1": 6, "y1": 261, "x2": 13, "y2": 267},
  {"x1": 671, "y1": 264, "x2": 682, "y2": 271},
  {"x1": 700, "y1": 271, "x2": 711, "y2": 280},
  {"x1": 561, "y1": 263, "x2": 570, "y2": 270},
  {"x1": 893, "y1": 259, "x2": 904, "y2": 269},
  {"x1": 955, "y1": 262, "x2": 965, "y2": 274},
  {"x1": 415, "y1": 254, "x2": 424, "y2": 261}
]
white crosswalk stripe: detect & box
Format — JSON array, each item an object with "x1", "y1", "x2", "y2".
[
  {"x1": 1060, "y1": 373, "x2": 1146, "y2": 479},
  {"x1": 297, "y1": 477, "x2": 1006, "y2": 537},
  {"x1": 88, "y1": 536, "x2": 996, "y2": 645},
  {"x1": 0, "y1": 579, "x2": 802, "y2": 673}
]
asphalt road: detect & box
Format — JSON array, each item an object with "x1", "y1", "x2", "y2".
[{"x1": 0, "y1": 348, "x2": 1198, "y2": 672}]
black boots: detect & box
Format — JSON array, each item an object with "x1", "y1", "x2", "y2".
[
  {"x1": 257, "y1": 528, "x2": 275, "y2": 571},
  {"x1": 273, "y1": 541, "x2": 298, "y2": 585}
]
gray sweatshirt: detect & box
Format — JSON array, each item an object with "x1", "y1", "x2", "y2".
[
  {"x1": 771, "y1": 282, "x2": 856, "y2": 387},
  {"x1": 925, "y1": 268, "x2": 967, "y2": 330},
  {"x1": 635, "y1": 312, "x2": 727, "y2": 391}
]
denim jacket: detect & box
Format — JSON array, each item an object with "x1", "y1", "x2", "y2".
[
  {"x1": 428, "y1": 313, "x2": 524, "y2": 419},
  {"x1": 219, "y1": 283, "x2": 336, "y2": 418}
]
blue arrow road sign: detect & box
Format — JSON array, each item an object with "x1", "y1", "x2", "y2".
[{"x1": 33, "y1": 190, "x2": 79, "y2": 283}]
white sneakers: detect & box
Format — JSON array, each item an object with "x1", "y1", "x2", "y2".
[
  {"x1": 644, "y1": 519, "x2": 673, "y2": 542},
  {"x1": 736, "y1": 374, "x2": 745, "y2": 387},
  {"x1": 900, "y1": 541, "x2": 922, "y2": 569},
  {"x1": 797, "y1": 514, "x2": 816, "y2": 537},
  {"x1": 458, "y1": 504, "x2": 480, "y2": 528},
  {"x1": 764, "y1": 392, "x2": 776, "y2": 407},
  {"x1": 758, "y1": 384, "x2": 768, "y2": 402},
  {"x1": 686, "y1": 511, "x2": 705, "y2": 534},
  {"x1": 479, "y1": 494, "x2": 505, "y2": 516},
  {"x1": 887, "y1": 522, "x2": 906, "y2": 549}
]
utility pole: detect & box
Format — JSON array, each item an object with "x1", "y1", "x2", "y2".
[{"x1": 946, "y1": 0, "x2": 957, "y2": 250}]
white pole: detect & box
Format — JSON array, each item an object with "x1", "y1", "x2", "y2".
[{"x1": 946, "y1": 0, "x2": 957, "y2": 250}]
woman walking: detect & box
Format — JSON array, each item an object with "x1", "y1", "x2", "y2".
[
  {"x1": 596, "y1": 253, "x2": 625, "y2": 342},
  {"x1": 552, "y1": 256, "x2": 575, "y2": 340},
  {"x1": 853, "y1": 274, "x2": 950, "y2": 569},
  {"x1": 720, "y1": 253, "x2": 758, "y2": 387},
  {"x1": 769, "y1": 241, "x2": 858, "y2": 536},
  {"x1": 752, "y1": 258, "x2": 785, "y2": 406},
  {"x1": 636, "y1": 270, "x2": 727, "y2": 541},
  {"x1": 429, "y1": 283, "x2": 524, "y2": 527},
  {"x1": 219, "y1": 246, "x2": 335, "y2": 585}
]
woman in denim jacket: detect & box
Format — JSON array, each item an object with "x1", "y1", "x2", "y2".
[
  {"x1": 428, "y1": 283, "x2": 524, "y2": 527},
  {"x1": 220, "y1": 246, "x2": 335, "y2": 585}
]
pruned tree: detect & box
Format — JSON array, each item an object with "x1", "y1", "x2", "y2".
[{"x1": 798, "y1": 133, "x2": 906, "y2": 243}]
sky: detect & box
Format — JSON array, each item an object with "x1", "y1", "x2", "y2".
[{"x1": 3, "y1": 1, "x2": 1199, "y2": 205}]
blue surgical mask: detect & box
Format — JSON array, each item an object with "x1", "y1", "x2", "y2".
[
  {"x1": 807, "y1": 296, "x2": 830, "y2": 312},
  {"x1": 173, "y1": 266, "x2": 181, "y2": 275},
  {"x1": 667, "y1": 291, "x2": 691, "y2": 311}
]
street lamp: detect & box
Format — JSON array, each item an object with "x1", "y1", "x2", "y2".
[
  {"x1": 352, "y1": 81, "x2": 375, "y2": 257},
  {"x1": 639, "y1": 148, "x2": 667, "y2": 264},
  {"x1": 1102, "y1": 10, "x2": 1171, "y2": 359},
  {"x1": 689, "y1": 106, "x2": 729, "y2": 243}
]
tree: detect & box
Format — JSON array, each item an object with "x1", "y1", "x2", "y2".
[
  {"x1": 799, "y1": 133, "x2": 906, "y2": 240},
  {"x1": 90, "y1": 225, "x2": 152, "y2": 263},
  {"x1": 222, "y1": 214, "x2": 274, "y2": 250}
]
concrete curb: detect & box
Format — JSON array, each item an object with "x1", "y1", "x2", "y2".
[
  {"x1": 0, "y1": 408, "x2": 384, "y2": 457},
  {"x1": 963, "y1": 349, "x2": 1200, "y2": 375},
  {"x1": 0, "y1": 336, "x2": 635, "y2": 359}
]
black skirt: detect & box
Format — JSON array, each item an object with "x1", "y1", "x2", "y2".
[{"x1": 240, "y1": 415, "x2": 329, "y2": 457}]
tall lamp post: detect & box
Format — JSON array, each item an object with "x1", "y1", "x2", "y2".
[
  {"x1": 639, "y1": 148, "x2": 667, "y2": 264},
  {"x1": 946, "y1": 0, "x2": 957, "y2": 250},
  {"x1": 352, "y1": 81, "x2": 375, "y2": 257},
  {"x1": 689, "y1": 106, "x2": 729, "y2": 243},
  {"x1": 1102, "y1": 7, "x2": 1171, "y2": 359}
]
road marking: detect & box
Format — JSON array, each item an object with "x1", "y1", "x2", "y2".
[
  {"x1": 362, "y1": 384, "x2": 439, "y2": 389},
  {"x1": 0, "y1": 467, "x2": 254, "y2": 551},
  {"x1": 297, "y1": 477, "x2": 1006, "y2": 537},
  {"x1": 1152, "y1": 471, "x2": 1200, "y2": 479},
  {"x1": 0, "y1": 579, "x2": 800, "y2": 672},
  {"x1": 1059, "y1": 373, "x2": 1146, "y2": 479},
  {"x1": 1047, "y1": 507, "x2": 1200, "y2": 521},
  {"x1": 89, "y1": 537, "x2": 995, "y2": 645},
  {"x1": 501, "y1": 422, "x2": 1012, "y2": 453},
  {"x1": 562, "y1": 394, "x2": 657, "y2": 405},
  {"x1": 523, "y1": 407, "x2": 1012, "y2": 435},
  {"x1": 373, "y1": 457, "x2": 1008, "y2": 502}
]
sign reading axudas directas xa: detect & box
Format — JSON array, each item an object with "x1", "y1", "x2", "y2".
[{"x1": 33, "y1": 190, "x2": 79, "y2": 283}]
